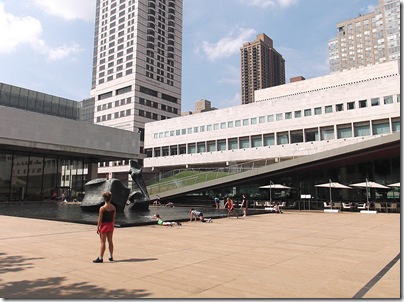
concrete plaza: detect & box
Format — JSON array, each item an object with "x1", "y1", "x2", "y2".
[{"x1": 0, "y1": 211, "x2": 400, "y2": 299}]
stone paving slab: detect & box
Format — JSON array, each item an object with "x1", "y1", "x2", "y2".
[{"x1": 0, "y1": 211, "x2": 400, "y2": 299}]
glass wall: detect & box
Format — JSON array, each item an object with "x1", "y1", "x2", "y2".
[
  {"x1": 0, "y1": 150, "x2": 89, "y2": 202},
  {"x1": 0, "y1": 154, "x2": 12, "y2": 200},
  {"x1": 0, "y1": 82, "x2": 80, "y2": 120}
]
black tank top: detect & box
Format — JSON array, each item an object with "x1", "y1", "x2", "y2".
[{"x1": 102, "y1": 209, "x2": 115, "y2": 222}]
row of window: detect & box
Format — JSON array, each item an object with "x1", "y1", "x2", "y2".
[
  {"x1": 147, "y1": 118, "x2": 400, "y2": 157},
  {"x1": 97, "y1": 97, "x2": 131, "y2": 112},
  {"x1": 138, "y1": 109, "x2": 170, "y2": 121},
  {"x1": 97, "y1": 0, "x2": 136, "y2": 85},
  {"x1": 139, "y1": 97, "x2": 178, "y2": 114},
  {"x1": 145, "y1": 0, "x2": 178, "y2": 87},
  {"x1": 96, "y1": 107, "x2": 178, "y2": 123},
  {"x1": 96, "y1": 109, "x2": 131, "y2": 122},
  {"x1": 153, "y1": 94, "x2": 400, "y2": 139}
]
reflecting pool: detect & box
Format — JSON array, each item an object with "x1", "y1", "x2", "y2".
[{"x1": 0, "y1": 202, "x2": 267, "y2": 227}]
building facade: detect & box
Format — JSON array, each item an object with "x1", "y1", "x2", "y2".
[
  {"x1": 90, "y1": 0, "x2": 183, "y2": 181},
  {"x1": 0, "y1": 82, "x2": 81, "y2": 120},
  {"x1": 0, "y1": 83, "x2": 141, "y2": 201},
  {"x1": 144, "y1": 61, "x2": 400, "y2": 174},
  {"x1": 328, "y1": 0, "x2": 400, "y2": 73},
  {"x1": 240, "y1": 33, "x2": 285, "y2": 105}
]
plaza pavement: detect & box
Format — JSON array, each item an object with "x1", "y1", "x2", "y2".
[{"x1": 0, "y1": 210, "x2": 400, "y2": 299}]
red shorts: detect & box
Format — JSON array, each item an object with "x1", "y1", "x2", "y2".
[{"x1": 100, "y1": 222, "x2": 114, "y2": 234}]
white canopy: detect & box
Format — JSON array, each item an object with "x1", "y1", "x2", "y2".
[
  {"x1": 315, "y1": 180, "x2": 351, "y2": 209},
  {"x1": 350, "y1": 179, "x2": 390, "y2": 211},
  {"x1": 350, "y1": 181, "x2": 390, "y2": 189},
  {"x1": 259, "y1": 182, "x2": 291, "y2": 202},
  {"x1": 259, "y1": 184, "x2": 291, "y2": 189},
  {"x1": 315, "y1": 182, "x2": 352, "y2": 189},
  {"x1": 388, "y1": 182, "x2": 400, "y2": 188}
]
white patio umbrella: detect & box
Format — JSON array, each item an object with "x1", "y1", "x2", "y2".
[
  {"x1": 350, "y1": 178, "x2": 390, "y2": 211},
  {"x1": 259, "y1": 181, "x2": 291, "y2": 202},
  {"x1": 315, "y1": 179, "x2": 351, "y2": 209},
  {"x1": 388, "y1": 182, "x2": 400, "y2": 188}
]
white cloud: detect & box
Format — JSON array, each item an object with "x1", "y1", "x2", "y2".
[
  {"x1": 240, "y1": 0, "x2": 298, "y2": 8},
  {"x1": 217, "y1": 92, "x2": 241, "y2": 108},
  {"x1": 200, "y1": 28, "x2": 256, "y2": 61},
  {"x1": 364, "y1": 4, "x2": 377, "y2": 14},
  {"x1": 0, "y1": 2, "x2": 43, "y2": 54},
  {"x1": 33, "y1": 0, "x2": 96, "y2": 22},
  {"x1": 0, "y1": 2, "x2": 82, "y2": 60},
  {"x1": 31, "y1": 39, "x2": 82, "y2": 61}
]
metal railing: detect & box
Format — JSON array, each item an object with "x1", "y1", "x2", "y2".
[{"x1": 146, "y1": 158, "x2": 281, "y2": 195}]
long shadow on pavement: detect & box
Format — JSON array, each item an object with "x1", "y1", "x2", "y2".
[{"x1": 0, "y1": 252, "x2": 151, "y2": 299}]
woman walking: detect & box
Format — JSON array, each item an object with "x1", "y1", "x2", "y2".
[{"x1": 93, "y1": 191, "x2": 116, "y2": 263}]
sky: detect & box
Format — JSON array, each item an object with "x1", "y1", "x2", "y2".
[{"x1": 0, "y1": 0, "x2": 382, "y2": 112}]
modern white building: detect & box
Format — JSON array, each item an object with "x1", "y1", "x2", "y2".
[
  {"x1": 90, "y1": 0, "x2": 183, "y2": 182},
  {"x1": 144, "y1": 60, "x2": 400, "y2": 173},
  {"x1": 328, "y1": 0, "x2": 400, "y2": 73}
]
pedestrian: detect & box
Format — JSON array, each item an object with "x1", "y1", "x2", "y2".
[
  {"x1": 273, "y1": 202, "x2": 283, "y2": 214},
  {"x1": 224, "y1": 197, "x2": 238, "y2": 218},
  {"x1": 153, "y1": 214, "x2": 182, "y2": 226},
  {"x1": 240, "y1": 194, "x2": 248, "y2": 217},
  {"x1": 214, "y1": 196, "x2": 220, "y2": 209},
  {"x1": 93, "y1": 191, "x2": 116, "y2": 263},
  {"x1": 190, "y1": 208, "x2": 212, "y2": 223},
  {"x1": 153, "y1": 197, "x2": 161, "y2": 206}
]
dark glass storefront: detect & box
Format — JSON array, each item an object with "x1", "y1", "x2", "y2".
[
  {"x1": 174, "y1": 151, "x2": 400, "y2": 208},
  {"x1": 0, "y1": 151, "x2": 90, "y2": 202}
]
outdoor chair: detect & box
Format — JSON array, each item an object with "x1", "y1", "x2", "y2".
[
  {"x1": 387, "y1": 203, "x2": 398, "y2": 213},
  {"x1": 323, "y1": 202, "x2": 331, "y2": 209},
  {"x1": 287, "y1": 201, "x2": 297, "y2": 209},
  {"x1": 374, "y1": 202, "x2": 384, "y2": 212},
  {"x1": 342, "y1": 202, "x2": 352, "y2": 211},
  {"x1": 264, "y1": 201, "x2": 273, "y2": 207},
  {"x1": 333, "y1": 202, "x2": 342, "y2": 210},
  {"x1": 254, "y1": 201, "x2": 264, "y2": 208},
  {"x1": 279, "y1": 201, "x2": 286, "y2": 209},
  {"x1": 357, "y1": 202, "x2": 367, "y2": 210}
]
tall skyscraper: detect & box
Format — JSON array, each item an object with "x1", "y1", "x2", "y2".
[
  {"x1": 240, "y1": 33, "x2": 285, "y2": 105},
  {"x1": 328, "y1": 0, "x2": 400, "y2": 73},
  {"x1": 90, "y1": 0, "x2": 183, "y2": 182}
]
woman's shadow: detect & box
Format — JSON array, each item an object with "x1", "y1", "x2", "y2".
[{"x1": 112, "y1": 257, "x2": 158, "y2": 263}]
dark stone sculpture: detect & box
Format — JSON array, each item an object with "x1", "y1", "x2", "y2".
[
  {"x1": 80, "y1": 160, "x2": 150, "y2": 213},
  {"x1": 80, "y1": 178, "x2": 130, "y2": 212},
  {"x1": 127, "y1": 160, "x2": 150, "y2": 211}
]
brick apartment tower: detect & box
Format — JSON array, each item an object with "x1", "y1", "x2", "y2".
[
  {"x1": 240, "y1": 33, "x2": 285, "y2": 105},
  {"x1": 328, "y1": 0, "x2": 400, "y2": 73}
]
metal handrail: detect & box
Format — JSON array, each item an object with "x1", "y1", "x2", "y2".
[{"x1": 146, "y1": 159, "x2": 277, "y2": 195}]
